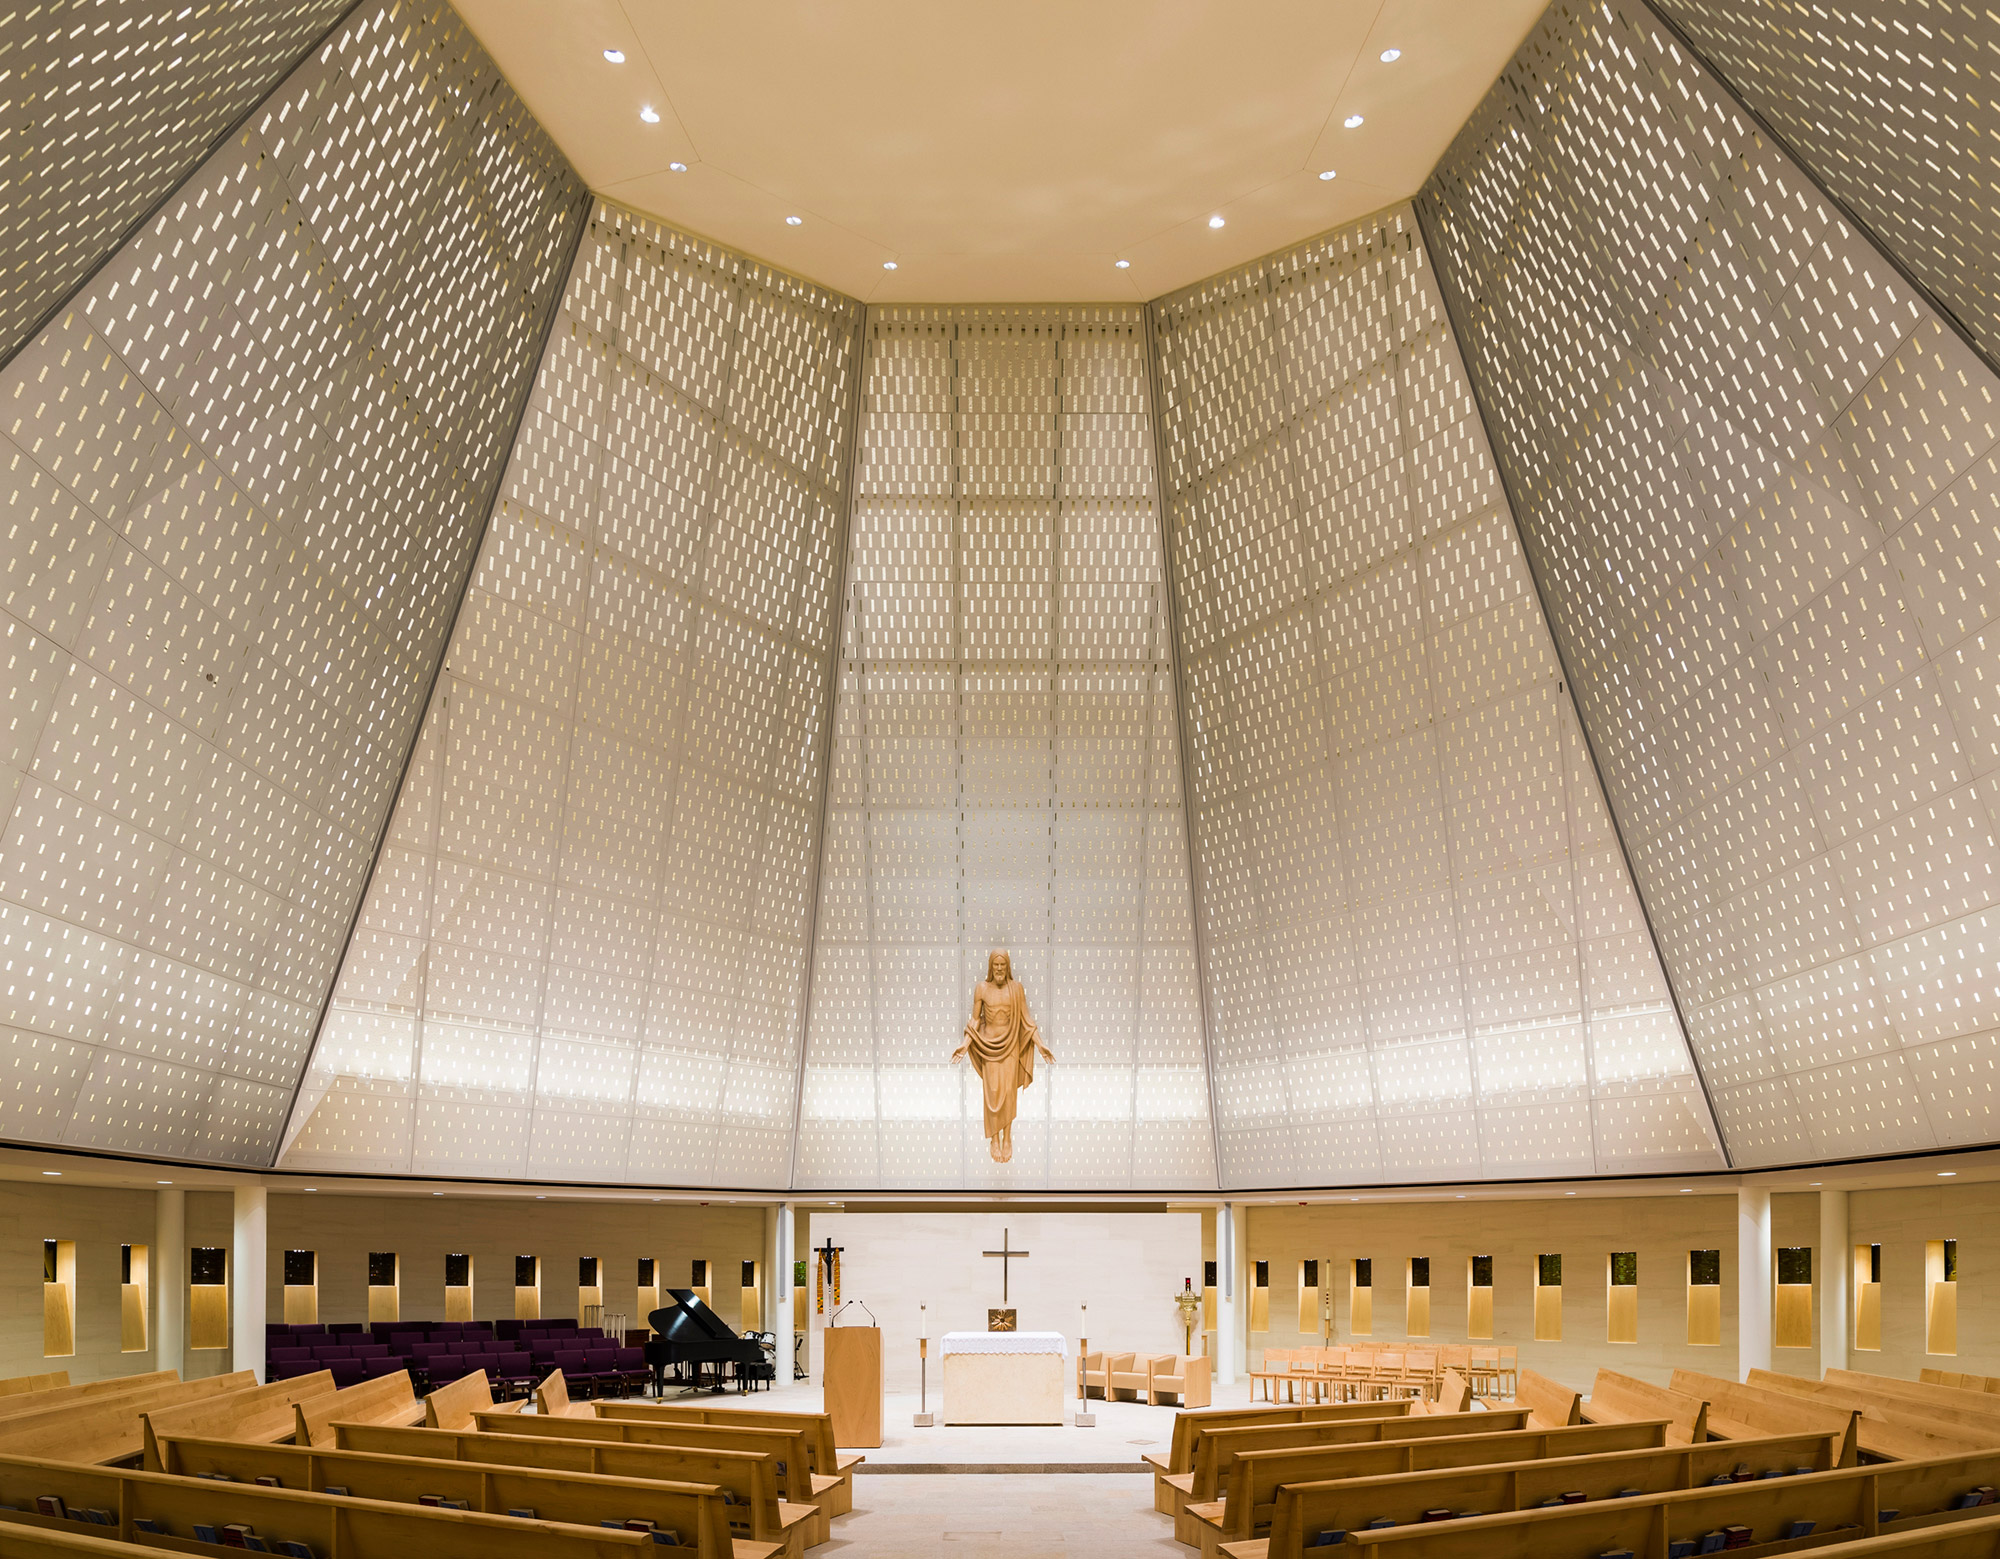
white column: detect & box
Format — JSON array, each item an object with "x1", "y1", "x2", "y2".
[
  {"x1": 773, "y1": 1202, "x2": 794, "y2": 1388},
  {"x1": 1819, "y1": 1188, "x2": 1849, "y2": 1376},
  {"x1": 1737, "y1": 1186, "x2": 1772, "y2": 1380},
  {"x1": 1215, "y1": 1202, "x2": 1238, "y2": 1387},
  {"x1": 155, "y1": 1188, "x2": 185, "y2": 1377},
  {"x1": 232, "y1": 1184, "x2": 267, "y2": 1382}
]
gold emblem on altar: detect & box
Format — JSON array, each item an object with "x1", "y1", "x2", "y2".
[{"x1": 953, "y1": 950, "x2": 1053, "y2": 1163}]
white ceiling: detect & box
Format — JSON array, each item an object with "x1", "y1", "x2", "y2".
[{"x1": 451, "y1": 0, "x2": 1550, "y2": 301}]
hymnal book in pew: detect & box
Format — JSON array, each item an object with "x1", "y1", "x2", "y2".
[{"x1": 34, "y1": 1496, "x2": 63, "y2": 1518}]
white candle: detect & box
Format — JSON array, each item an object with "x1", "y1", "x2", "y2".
[
  {"x1": 920, "y1": 1303, "x2": 927, "y2": 1341},
  {"x1": 1079, "y1": 1302, "x2": 1087, "y2": 1338}
]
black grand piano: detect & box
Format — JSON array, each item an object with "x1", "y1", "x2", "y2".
[{"x1": 645, "y1": 1289, "x2": 771, "y2": 1396}]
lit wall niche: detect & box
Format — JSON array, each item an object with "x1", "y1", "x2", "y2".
[
  {"x1": 1775, "y1": 1247, "x2": 1813, "y2": 1349},
  {"x1": 1688, "y1": 1248, "x2": 1721, "y2": 1347},
  {"x1": 1468, "y1": 1254, "x2": 1494, "y2": 1340},
  {"x1": 281, "y1": 1249, "x2": 317, "y2": 1325},
  {"x1": 1927, "y1": 1240, "x2": 1958, "y2": 1356},
  {"x1": 120, "y1": 1244, "x2": 149, "y2": 1354},
  {"x1": 1608, "y1": 1251, "x2": 1638, "y2": 1345},
  {"x1": 367, "y1": 1253, "x2": 398, "y2": 1324},
  {"x1": 1408, "y1": 1257, "x2": 1431, "y2": 1339},
  {"x1": 1250, "y1": 1260, "x2": 1271, "y2": 1333},
  {"x1": 1298, "y1": 1260, "x2": 1321, "y2": 1334},
  {"x1": 1854, "y1": 1244, "x2": 1882, "y2": 1352},
  {"x1": 445, "y1": 1254, "x2": 474, "y2": 1323},
  {"x1": 514, "y1": 1255, "x2": 540, "y2": 1321},
  {"x1": 190, "y1": 1248, "x2": 227, "y2": 1350},
  {"x1": 1350, "y1": 1258, "x2": 1373, "y2": 1338},
  {"x1": 1534, "y1": 1253, "x2": 1562, "y2": 1342},
  {"x1": 579, "y1": 1256, "x2": 602, "y2": 1324},
  {"x1": 637, "y1": 1258, "x2": 660, "y2": 1321},
  {"x1": 42, "y1": 1240, "x2": 74, "y2": 1359}
]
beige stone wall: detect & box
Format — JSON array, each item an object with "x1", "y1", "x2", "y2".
[
  {"x1": 1240, "y1": 1195, "x2": 1744, "y2": 1389},
  {"x1": 262, "y1": 1194, "x2": 767, "y2": 1337},
  {"x1": 0, "y1": 1177, "x2": 1990, "y2": 1395},
  {"x1": 0, "y1": 1180, "x2": 159, "y2": 1385}
]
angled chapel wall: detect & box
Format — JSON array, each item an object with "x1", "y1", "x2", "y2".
[
  {"x1": 1421, "y1": 0, "x2": 2000, "y2": 1166},
  {"x1": 0, "y1": 0, "x2": 587, "y2": 1166}
]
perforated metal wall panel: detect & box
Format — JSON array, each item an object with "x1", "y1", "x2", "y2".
[
  {"x1": 0, "y1": 0, "x2": 584, "y2": 1164},
  {"x1": 0, "y1": 0, "x2": 356, "y2": 369},
  {"x1": 1422, "y1": 0, "x2": 2000, "y2": 1166},
  {"x1": 1150, "y1": 208, "x2": 1724, "y2": 1188},
  {"x1": 792, "y1": 307, "x2": 1214, "y2": 1190},
  {"x1": 1649, "y1": 0, "x2": 2000, "y2": 373},
  {"x1": 284, "y1": 202, "x2": 863, "y2": 1186}
]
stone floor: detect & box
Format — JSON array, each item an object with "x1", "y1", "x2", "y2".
[{"x1": 666, "y1": 1378, "x2": 1188, "y2": 1554}]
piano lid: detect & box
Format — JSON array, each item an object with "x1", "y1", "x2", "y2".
[{"x1": 650, "y1": 1287, "x2": 739, "y2": 1343}]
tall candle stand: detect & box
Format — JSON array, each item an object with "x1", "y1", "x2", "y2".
[
  {"x1": 1074, "y1": 1302, "x2": 1094, "y2": 1427},
  {"x1": 913, "y1": 1303, "x2": 934, "y2": 1427}
]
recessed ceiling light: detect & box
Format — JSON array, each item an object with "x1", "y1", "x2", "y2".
[
  {"x1": 1344, "y1": 113, "x2": 1365, "y2": 129},
  {"x1": 1114, "y1": 258, "x2": 1130, "y2": 269},
  {"x1": 668, "y1": 160, "x2": 687, "y2": 173},
  {"x1": 1318, "y1": 169, "x2": 1337, "y2": 181},
  {"x1": 157, "y1": 1180, "x2": 172, "y2": 1185},
  {"x1": 432, "y1": 1191, "x2": 442, "y2": 1196},
  {"x1": 1208, "y1": 214, "x2": 1226, "y2": 229},
  {"x1": 603, "y1": 48, "x2": 625, "y2": 63},
  {"x1": 882, "y1": 260, "x2": 898, "y2": 270},
  {"x1": 785, "y1": 215, "x2": 802, "y2": 226},
  {"x1": 1565, "y1": 1190, "x2": 1576, "y2": 1195},
  {"x1": 1940, "y1": 1170, "x2": 1958, "y2": 1177},
  {"x1": 639, "y1": 105, "x2": 660, "y2": 124},
  {"x1": 41, "y1": 1170, "x2": 59, "y2": 1176},
  {"x1": 1679, "y1": 1187, "x2": 1692, "y2": 1193},
  {"x1": 1380, "y1": 47, "x2": 1402, "y2": 62}
]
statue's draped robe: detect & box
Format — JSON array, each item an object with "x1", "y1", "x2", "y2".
[{"x1": 963, "y1": 978, "x2": 1040, "y2": 1146}]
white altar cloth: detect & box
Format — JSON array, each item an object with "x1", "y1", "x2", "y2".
[{"x1": 939, "y1": 1330, "x2": 1066, "y2": 1357}]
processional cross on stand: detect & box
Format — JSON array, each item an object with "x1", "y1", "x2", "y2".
[{"x1": 982, "y1": 1227, "x2": 1030, "y2": 1302}]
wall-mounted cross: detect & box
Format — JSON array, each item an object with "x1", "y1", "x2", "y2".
[{"x1": 982, "y1": 1227, "x2": 1031, "y2": 1302}]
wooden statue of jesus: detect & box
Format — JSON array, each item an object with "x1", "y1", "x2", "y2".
[{"x1": 952, "y1": 950, "x2": 1052, "y2": 1163}]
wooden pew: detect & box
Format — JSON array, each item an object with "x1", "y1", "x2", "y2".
[
  {"x1": 140, "y1": 1370, "x2": 336, "y2": 1470},
  {"x1": 1220, "y1": 1427, "x2": 1841, "y2": 1559},
  {"x1": 425, "y1": 1369, "x2": 527, "y2": 1430},
  {"x1": 1147, "y1": 1402, "x2": 1422, "y2": 1512},
  {"x1": 1788, "y1": 1515, "x2": 2000, "y2": 1557},
  {"x1": 534, "y1": 1368, "x2": 596, "y2": 1418},
  {"x1": 1581, "y1": 1367, "x2": 1709, "y2": 1444},
  {"x1": 334, "y1": 1419, "x2": 815, "y2": 1558},
  {"x1": 1181, "y1": 1419, "x2": 1670, "y2": 1549},
  {"x1": 0, "y1": 1370, "x2": 255, "y2": 1465},
  {"x1": 1165, "y1": 1409, "x2": 1537, "y2": 1539},
  {"x1": 1313, "y1": 1445, "x2": 2000, "y2": 1559},
  {"x1": 593, "y1": 1398, "x2": 865, "y2": 1518},
  {"x1": 1824, "y1": 1372, "x2": 2000, "y2": 1448},
  {"x1": 151, "y1": 1432, "x2": 767, "y2": 1559},
  {"x1": 1927, "y1": 1371, "x2": 2000, "y2": 1396},
  {"x1": 1414, "y1": 1370, "x2": 1472, "y2": 1416},
  {"x1": 294, "y1": 1370, "x2": 427, "y2": 1447},
  {"x1": 0, "y1": 1375, "x2": 68, "y2": 1399},
  {"x1": 0, "y1": 1448, "x2": 659, "y2": 1557},
  {"x1": 470, "y1": 1408, "x2": 835, "y2": 1545},
  {"x1": 1746, "y1": 1371, "x2": 1984, "y2": 1461},
  {"x1": 0, "y1": 1373, "x2": 175, "y2": 1421},
  {"x1": 1670, "y1": 1368, "x2": 1862, "y2": 1465},
  {"x1": 1483, "y1": 1368, "x2": 1581, "y2": 1430}
]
